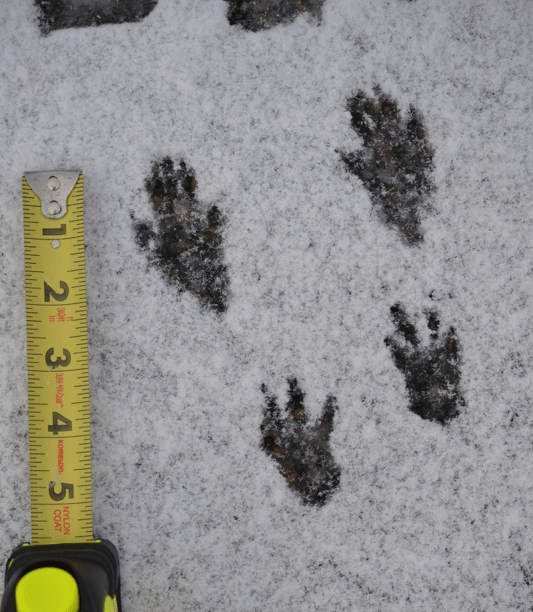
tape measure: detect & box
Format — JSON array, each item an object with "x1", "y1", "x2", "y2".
[
  {"x1": 0, "y1": 171, "x2": 121, "y2": 612},
  {"x1": 22, "y1": 170, "x2": 92, "y2": 544}
]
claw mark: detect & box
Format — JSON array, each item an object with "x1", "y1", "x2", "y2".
[
  {"x1": 225, "y1": 0, "x2": 324, "y2": 31},
  {"x1": 35, "y1": 0, "x2": 158, "y2": 35},
  {"x1": 261, "y1": 379, "x2": 340, "y2": 506},
  {"x1": 385, "y1": 303, "x2": 464, "y2": 424},
  {"x1": 133, "y1": 157, "x2": 229, "y2": 313},
  {"x1": 340, "y1": 88, "x2": 435, "y2": 244}
]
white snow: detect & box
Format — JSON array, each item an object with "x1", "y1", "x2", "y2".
[{"x1": 1, "y1": 0, "x2": 533, "y2": 610}]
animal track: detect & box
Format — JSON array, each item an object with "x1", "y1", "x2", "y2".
[
  {"x1": 133, "y1": 157, "x2": 229, "y2": 313},
  {"x1": 385, "y1": 303, "x2": 464, "y2": 424},
  {"x1": 340, "y1": 88, "x2": 435, "y2": 244},
  {"x1": 35, "y1": 0, "x2": 158, "y2": 35},
  {"x1": 260, "y1": 379, "x2": 340, "y2": 506},
  {"x1": 225, "y1": 0, "x2": 324, "y2": 31}
]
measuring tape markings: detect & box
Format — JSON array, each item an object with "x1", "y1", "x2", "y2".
[
  {"x1": 0, "y1": 173, "x2": 121, "y2": 612},
  {"x1": 23, "y1": 174, "x2": 93, "y2": 544}
]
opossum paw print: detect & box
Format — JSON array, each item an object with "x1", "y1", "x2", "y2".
[
  {"x1": 340, "y1": 88, "x2": 435, "y2": 244},
  {"x1": 261, "y1": 378, "x2": 340, "y2": 506},
  {"x1": 133, "y1": 156, "x2": 229, "y2": 313},
  {"x1": 385, "y1": 303, "x2": 464, "y2": 424},
  {"x1": 225, "y1": 0, "x2": 324, "y2": 31}
]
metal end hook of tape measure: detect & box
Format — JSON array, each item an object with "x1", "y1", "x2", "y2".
[{"x1": 24, "y1": 170, "x2": 80, "y2": 219}]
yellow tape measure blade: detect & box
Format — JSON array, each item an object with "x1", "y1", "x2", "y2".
[{"x1": 23, "y1": 171, "x2": 93, "y2": 544}]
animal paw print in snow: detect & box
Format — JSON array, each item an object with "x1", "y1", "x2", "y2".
[
  {"x1": 35, "y1": 0, "x2": 158, "y2": 35},
  {"x1": 385, "y1": 303, "x2": 464, "y2": 424},
  {"x1": 134, "y1": 157, "x2": 229, "y2": 313},
  {"x1": 340, "y1": 88, "x2": 435, "y2": 244},
  {"x1": 261, "y1": 379, "x2": 340, "y2": 506},
  {"x1": 225, "y1": 0, "x2": 324, "y2": 31}
]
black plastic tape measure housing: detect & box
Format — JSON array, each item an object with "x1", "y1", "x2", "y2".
[{"x1": 1, "y1": 540, "x2": 121, "y2": 612}]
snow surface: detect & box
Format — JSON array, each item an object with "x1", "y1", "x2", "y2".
[{"x1": 1, "y1": 0, "x2": 533, "y2": 610}]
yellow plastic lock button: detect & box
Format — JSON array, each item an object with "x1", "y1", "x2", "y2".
[
  {"x1": 15, "y1": 567, "x2": 79, "y2": 612},
  {"x1": 103, "y1": 595, "x2": 119, "y2": 612}
]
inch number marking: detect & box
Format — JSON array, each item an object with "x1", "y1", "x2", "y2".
[
  {"x1": 45, "y1": 348, "x2": 72, "y2": 369},
  {"x1": 49, "y1": 482, "x2": 74, "y2": 502},
  {"x1": 48, "y1": 412, "x2": 73, "y2": 435},
  {"x1": 42, "y1": 224, "x2": 66, "y2": 236},
  {"x1": 44, "y1": 281, "x2": 69, "y2": 302}
]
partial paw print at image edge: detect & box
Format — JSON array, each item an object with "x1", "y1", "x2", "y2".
[
  {"x1": 385, "y1": 303, "x2": 465, "y2": 424},
  {"x1": 133, "y1": 156, "x2": 229, "y2": 314},
  {"x1": 261, "y1": 379, "x2": 340, "y2": 506},
  {"x1": 35, "y1": 0, "x2": 158, "y2": 35},
  {"x1": 225, "y1": 0, "x2": 324, "y2": 31}
]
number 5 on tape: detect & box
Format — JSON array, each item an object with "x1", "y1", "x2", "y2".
[{"x1": 1, "y1": 171, "x2": 121, "y2": 612}]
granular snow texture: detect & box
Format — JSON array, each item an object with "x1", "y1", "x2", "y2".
[{"x1": 1, "y1": 1, "x2": 533, "y2": 611}]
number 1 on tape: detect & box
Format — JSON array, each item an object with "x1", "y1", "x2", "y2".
[{"x1": 22, "y1": 170, "x2": 93, "y2": 544}]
